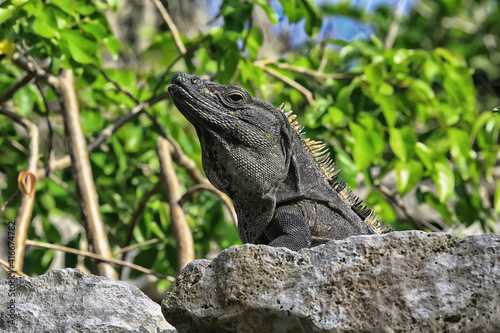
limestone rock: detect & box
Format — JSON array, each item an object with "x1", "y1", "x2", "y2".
[
  {"x1": 0, "y1": 268, "x2": 177, "y2": 333},
  {"x1": 162, "y1": 230, "x2": 500, "y2": 333}
]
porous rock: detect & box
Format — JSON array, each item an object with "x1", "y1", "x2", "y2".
[
  {"x1": 162, "y1": 230, "x2": 500, "y2": 333},
  {"x1": 0, "y1": 268, "x2": 177, "y2": 333}
]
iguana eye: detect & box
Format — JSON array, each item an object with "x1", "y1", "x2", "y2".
[
  {"x1": 191, "y1": 77, "x2": 198, "y2": 84},
  {"x1": 228, "y1": 93, "x2": 244, "y2": 103},
  {"x1": 219, "y1": 89, "x2": 248, "y2": 107}
]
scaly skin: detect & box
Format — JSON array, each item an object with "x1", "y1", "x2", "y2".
[{"x1": 168, "y1": 73, "x2": 390, "y2": 251}]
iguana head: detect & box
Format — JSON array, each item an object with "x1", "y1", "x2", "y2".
[
  {"x1": 168, "y1": 72, "x2": 290, "y2": 199},
  {"x1": 168, "y1": 73, "x2": 287, "y2": 148}
]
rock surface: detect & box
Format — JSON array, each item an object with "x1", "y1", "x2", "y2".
[
  {"x1": 162, "y1": 230, "x2": 500, "y2": 333},
  {"x1": 0, "y1": 268, "x2": 177, "y2": 333}
]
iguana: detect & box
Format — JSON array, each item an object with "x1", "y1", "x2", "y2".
[{"x1": 168, "y1": 73, "x2": 391, "y2": 251}]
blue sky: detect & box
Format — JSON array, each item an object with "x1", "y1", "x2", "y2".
[{"x1": 206, "y1": 0, "x2": 415, "y2": 47}]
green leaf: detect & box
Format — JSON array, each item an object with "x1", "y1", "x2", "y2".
[
  {"x1": 364, "y1": 63, "x2": 384, "y2": 87},
  {"x1": 60, "y1": 29, "x2": 98, "y2": 64},
  {"x1": 250, "y1": 0, "x2": 278, "y2": 24},
  {"x1": 80, "y1": 109, "x2": 104, "y2": 132},
  {"x1": 376, "y1": 95, "x2": 396, "y2": 127},
  {"x1": 0, "y1": 6, "x2": 16, "y2": 25},
  {"x1": 106, "y1": 0, "x2": 117, "y2": 10},
  {"x1": 322, "y1": 106, "x2": 345, "y2": 128},
  {"x1": 378, "y1": 82, "x2": 394, "y2": 96},
  {"x1": 410, "y1": 79, "x2": 435, "y2": 101},
  {"x1": 217, "y1": 49, "x2": 239, "y2": 83},
  {"x1": 432, "y1": 160, "x2": 455, "y2": 202},
  {"x1": 389, "y1": 126, "x2": 417, "y2": 162},
  {"x1": 448, "y1": 128, "x2": 471, "y2": 180},
  {"x1": 349, "y1": 121, "x2": 376, "y2": 171},
  {"x1": 395, "y1": 160, "x2": 423, "y2": 195},
  {"x1": 495, "y1": 182, "x2": 500, "y2": 214},
  {"x1": 32, "y1": 9, "x2": 60, "y2": 39},
  {"x1": 333, "y1": 146, "x2": 357, "y2": 186},
  {"x1": 102, "y1": 36, "x2": 121, "y2": 59},
  {"x1": 81, "y1": 21, "x2": 108, "y2": 40},
  {"x1": 124, "y1": 126, "x2": 144, "y2": 153},
  {"x1": 435, "y1": 47, "x2": 466, "y2": 67}
]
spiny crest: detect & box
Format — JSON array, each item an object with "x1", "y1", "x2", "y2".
[
  {"x1": 331, "y1": 180, "x2": 391, "y2": 234},
  {"x1": 278, "y1": 103, "x2": 336, "y2": 180},
  {"x1": 278, "y1": 104, "x2": 392, "y2": 235}
]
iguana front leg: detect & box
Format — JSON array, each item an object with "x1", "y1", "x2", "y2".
[{"x1": 259, "y1": 205, "x2": 311, "y2": 251}]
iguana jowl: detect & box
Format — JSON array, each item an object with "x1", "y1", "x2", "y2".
[{"x1": 168, "y1": 73, "x2": 391, "y2": 251}]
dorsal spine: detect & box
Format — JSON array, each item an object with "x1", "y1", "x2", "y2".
[{"x1": 278, "y1": 104, "x2": 392, "y2": 235}]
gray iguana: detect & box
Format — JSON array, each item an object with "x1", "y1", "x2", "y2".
[{"x1": 168, "y1": 73, "x2": 391, "y2": 251}]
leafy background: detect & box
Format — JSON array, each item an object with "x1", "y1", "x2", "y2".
[{"x1": 0, "y1": 0, "x2": 499, "y2": 300}]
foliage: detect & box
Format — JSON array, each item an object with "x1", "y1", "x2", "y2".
[{"x1": 0, "y1": 0, "x2": 499, "y2": 286}]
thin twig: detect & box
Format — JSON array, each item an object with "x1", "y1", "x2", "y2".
[
  {"x1": 0, "y1": 258, "x2": 28, "y2": 277},
  {"x1": 35, "y1": 78, "x2": 55, "y2": 168},
  {"x1": 377, "y1": 184, "x2": 446, "y2": 232},
  {"x1": 98, "y1": 68, "x2": 139, "y2": 104},
  {"x1": 24, "y1": 239, "x2": 175, "y2": 281},
  {"x1": 254, "y1": 60, "x2": 315, "y2": 106},
  {"x1": 151, "y1": 0, "x2": 186, "y2": 54},
  {"x1": 157, "y1": 137, "x2": 194, "y2": 274},
  {"x1": 0, "y1": 191, "x2": 20, "y2": 215},
  {"x1": 0, "y1": 107, "x2": 39, "y2": 274},
  {"x1": 0, "y1": 72, "x2": 34, "y2": 104},
  {"x1": 384, "y1": 0, "x2": 406, "y2": 49},
  {"x1": 11, "y1": 53, "x2": 60, "y2": 89},
  {"x1": 257, "y1": 59, "x2": 362, "y2": 81},
  {"x1": 48, "y1": 173, "x2": 77, "y2": 198},
  {"x1": 179, "y1": 183, "x2": 238, "y2": 227},
  {"x1": 114, "y1": 238, "x2": 162, "y2": 256}
]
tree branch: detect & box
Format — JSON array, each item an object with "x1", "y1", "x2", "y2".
[
  {"x1": 384, "y1": 0, "x2": 406, "y2": 49},
  {"x1": 254, "y1": 60, "x2": 315, "y2": 106},
  {"x1": 151, "y1": 0, "x2": 186, "y2": 55},
  {"x1": 25, "y1": 239, "x2": 175, "y2": 281},
  {"x1": 0, "y1": 72, "x2": 34, "y2": 104},
  {"x1": 157, "y1": 137, "x2": 194, "y2": 274},
  {"x1": 0, "y1": 107, "x2": 39, "y2": 273},
  {"x1": 57, "y1": 69, "x2": 117, "y2": 279}
]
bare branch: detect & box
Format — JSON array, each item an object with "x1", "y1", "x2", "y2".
[
  {"x1": 384, "y1": 0, "x2": 406, "y2": 49},
  {"x1": 0, "y1": 72, "x2": 34, "y2": 104},
  {"x1": 114, "y1": 238, "x2": 162, "y2": 256},
  {"x1": 0, "y1": 258, "x2": 28, "y2": 277},
  {"x1": 257, "y1": 59, "x2": 363, "y2": 81},
  {"x1": 98, "y1": 68, "x2": 139, "y2": 104},
  {"x1": 25, "y1": 239, "x2": 175, "y2": 281},
  {"x1": 57, "y1": 69, "x2": 117, "y2": 279},
  {"x1": 254, "y1": 60, "x2": 315, "y2": 106},
  {"x1": 377, "y1": 184, "x2": 448, "y2": 232},
  {"x1": 0, "y1": 107, "x2": 39, "y2": 273},
  {"x1": 151, "y1": 0, "x2": 186, "y2": 54},
  {"x1": 11, "y1": 53, "x2": 60, "y2": 89},
  {"x1": 157, "y1": 137, "x2": 194, "y2": 274}
]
